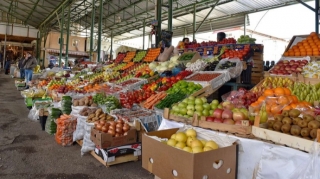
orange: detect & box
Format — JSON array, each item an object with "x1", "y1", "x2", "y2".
[
  {"x1": 290, "y1": 103, "x2": 298, "y2": 109},
  {"x1": 291, "y1": 95, "x2": 299, "y2": 103},
  {"x1": 294, "y1": 52, "x2": 301, "y2": 56},
  {"x1": 266, "y1": 105, "x2": 271, "y2": 113},
  {"x1": 310, "y1": 32, "x2": 317, "y2": 36},
  {"x1": 277, "y1": 96, "x2": 290, "y2": 105},
  {"x1": 283, "y1": 88, "x2": 291, "y2": 95},
  {"x1": 250, "y1": 102, "x2": 259, "y2": 108},
  {"x1": 289, "y1": 51, "x2": 295, "y2": 56},
  {"x1": 302, "y1": 101, "x2": 312, "y2": 107},
  {"x1": 307, "y1": 51, "x2": 313, "y2": 56},
  {"x1": 271, "y1": 104, "x2": 282, "y2": 114},
  {"x1": 283, "y1": 105, "x2": 292, "y2": 111},
  {"x1": 313, "y1": 51, "x2": 320, "y2": 56},
  {"x1": 274, "y1": 87, "x2": 285, "y2": 97},
  {"x1": 258, "y1": 96, "x2": 267, "y2": 103},
  {"x1": 266, "y1": 97, "x2": 277, "y2": 106},
  {"x1": 283, "y1": 52, "x2": 289, "y2": 56},
  {"x1": 264, "y1": 89, "x2": 274, "y2": 97},
  {"x1": 301, "y1": 51, "x2": 307, "y2": 56}
]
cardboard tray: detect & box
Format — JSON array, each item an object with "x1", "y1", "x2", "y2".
[
  {"x1": 142, "y1": 128, "x2": 238, "y2": 179},
  {"x1": 185, "y1": 71, "x2": 230, "y2": 89},
  {"x1": 91, "y1": 151, "x2": 138, "y2": 167},
  {"x1": 252, "y1": 115, "x2": 320, "y2": 153},
  {"x1": 297, "y1": 73, "x2": 320, "y2": 85},
  {"x1": 193, "y1": 116, "x2": 252, "y2": 135}
]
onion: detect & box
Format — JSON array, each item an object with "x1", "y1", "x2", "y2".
[
  {"x1": 123, "y1": 132, "x2": 128, "y2": 136},
  {"x1": 101, "y1": 126, "x2": 108, "y2": 132},
  {"x1": 94, "y1": 121, "x2": 99, "y2": 128},
  {"x1": 96, "y1": 124, "x2": 102, "y2": 131},
  {"x1": 105, "y1": 123, "x2": 110, "y2": 128},
  {"x1": 100, "y1": 120, "x2": 106, "y2": 125},
  {"x1": 109, "y1": 121, "x2": 116, "y2": 126},
  {"x1": 115, "y1": 133, "x2": 120, "y2": 137},
  {"x1": 116, "y1": 127, "x2": 123, "y2": 134},
  {"x1": 109, "y1": 125, "x2": 115, "y2": 130},
  {"x1": 116, "y1": 123, "x2": 123, "y2": 128},
  {"x1": 123, "y1": 125, "x2": 130, "y2": 132},
  {"x1": 108, "y1": 129, "x2": 115, "y2": 137},
  {"x1": 117, "y1": 119, "x2": 124, "y2": 124}
]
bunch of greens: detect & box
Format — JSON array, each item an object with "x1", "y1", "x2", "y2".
[
  {"x1": 45, "y1": 108, "x2": 62, "y2": 135},
  {"x1": 61, "y1": 96, "x2": 72, "y2": 114},
  {"x1": 93, "y1": 93, "x2": 121, "y2": 113},
  {"x1": 155, "y1": 91, "x2": 186, "y2": 109}
]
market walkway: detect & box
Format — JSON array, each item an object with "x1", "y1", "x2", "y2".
[{"x1": 0, "y1": 73, "x2": 153, "y2": 179}]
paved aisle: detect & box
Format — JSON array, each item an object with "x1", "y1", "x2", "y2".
[{"x1": 0, "y1": 74, "x2": 153, "y2": 179}]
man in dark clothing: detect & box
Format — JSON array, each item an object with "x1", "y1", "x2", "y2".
[
  {"x1": 4, "y1": 58, "x2": 10, "y2": 75},
  {"x1": 22, "y1": 52, "x2": 37, "y2": 89},
  {"x1": 18, "y1": 57, "x2": 25, "y2": 79}
]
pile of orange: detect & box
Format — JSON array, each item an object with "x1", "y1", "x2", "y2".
[
  {"x1": 283, "y1": 32, "x2": 320, "y2": 57},
  {"x1": 83, "y1": 83, "x2": 101, "y2": 92},
  {"x1": 121, "y1": 62, "x2": 135, "y2": 70},
  {"x1": 123, "y1": 51, "x2": 136, "y2": 62},
  {"x1": 250, "y1": 87, "x2": 311, "y2": 115},
  {"x1": 144, "y1": 48, "x2": 161, "y2": 62}
]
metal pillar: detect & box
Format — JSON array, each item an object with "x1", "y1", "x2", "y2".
[
  {"x1": 110, "y1": 31, "x2": 113, "y2": 60},
  {"x1": 65, "y1": 5, "x2": 71, "y2": 68},
  {"x1": 36, "y1": 31, "x2": 39, "y2": 60},
  {"x1": 42, "y1": 30, "x2": 47, "y2": 68},
  {"x1": 59, "y1": 5, "x2": 65, "y2": 67},
  {"x1": 316, "y1": 0, "x2": 319, "y2": 34},
  {"x1": 97, "y1": 0, "x2": 103, "y2": 62},
  {"x1": 244, "y1": 14, "x2": 246, "y2": 35},
  {"x1": 38, "y1": 29, "x2": 42, "y2": 65},
  {"x1": 90, "y1": 0, "x2": 95, "y2": 61},
  {"x1": 143, "y1": 19, "x2": 146, "y2": 49},
  {"x1": 193, "y1": 3, "x2": 196, "y2": 41},
  {"x1": 3, "y1": 24, "x2": 7, "y2": 69},
  {"x1": 156, "y1": 0, "x2": 162, "y2": 46},
  {"x1": 168, "y1": 0, "x2": 173, "y2": 31}
]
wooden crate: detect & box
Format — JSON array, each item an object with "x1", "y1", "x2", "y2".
[
  {"x1": 252, "y1": 115, "x2": 320, "y2": 153},
  {"x1": 193, "y1": 116, "x2": 252, "y2": 136},
  {"x1": 91, "y1": 151, "x2": 138, "y2": 167},
  {"x1": 264, "y1": 71, "x2": 298, "y2": 81},
  {"x1": 163, "y1": 108, "x2": 198, "y2": 125},
  {"x1": 296, "y1": 73, "x2": 320, "y2": 85},
  {"x1": 76, "y1": 140, "x2": 83, "y2": 146},
  {"x1": 252, "y1": 52, "x2": 263, "y2": 61}
]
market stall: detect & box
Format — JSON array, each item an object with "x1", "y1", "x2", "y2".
[{"x1": 17, "y1": 32, "x2": 320, "y2": 179}]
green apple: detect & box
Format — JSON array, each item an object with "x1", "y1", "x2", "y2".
[
  {"x1": 194, "y1": 111, "x2": 202, "y2": 117},
  {"x1": 187, "y1": 110, "x2": 194, "y2": 116},
  {"x1": 188, "y1": 96, "x2": 195, "y2": 101},
  {"x1": 195, "y1": 104, "x2": 204, "y2": 112},
  {"x1": 202, "y1": 109, "x2": 210, "y2": 116},
  {"x1": 203, "y1": 103, "x2": 211, "y2": 110},
  {"x1": 211, "y1": 99, "x2": 219, "y2": 106},
  {"x1": 180, "y1": 108, "x2": 187, "y2": 115},
  {"x1": 172, "y1": 105, "x2": 180, "y2": 112},
  {"x1": 211, "y1": 104, "x2": 218, "y2": 110},
  {"x1": 187, "y1": 104, "x2": 195, "y2": 111},
  {"x1": 195, "y1": 98, "x2": 203, "y2": 105},
  {"x1": 178, "y1": 102, "x2": 187, "y2": 108},
  {"x1": 200, "y1": 97, "x2": 207, "y2": 103},
  {"x1": 217, "y1": 104, "x2": 223, "y2": 109}
]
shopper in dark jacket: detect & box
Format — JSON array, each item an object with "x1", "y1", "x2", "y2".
[
  {"x1": 4, "y1": 58, "x2": 11, "y2": 75},
  {"x1": 18, "y1": 57, "x2": 25, "y2": 79},
  {"x1": 22, "y1": 52, "x2": 37, "y2": 89}
]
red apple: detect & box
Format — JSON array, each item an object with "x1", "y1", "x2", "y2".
[
  {"x1": 222, "y1": 109, "x2": 233, "y2": 119},
  {"x1": 206, "y1": 117, "x2": 215, "y2": 122},
  {"x1": 274, "y1": 66, "x2": 280, "y2": 69},
  {"x1": 283, "y1": 60, "x2": 289, "y2": 64},
  {"x1": 302, "y1": 60, "x2": 308, "y2": 63},
  {"x1": 296, "y1": 67, "x2": 302, "y2": 72},
  {"x1": 223, "y1": 118, "x2": 235, "y2": 125},
  {"x1": 213, "y1": 118, "x2": 223, "y2": 123},
  {"x1": 233, "y1": 111, "x2": 246, "y2": 121},
  {"x1": 213, "y1": 109, "x2": 224, "y2": 119},
  {"x1": 285, "y1": 67, "x2": 291, "y2": 71}
]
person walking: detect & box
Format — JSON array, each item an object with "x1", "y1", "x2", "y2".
[
  {"x1": 18, "y1": 57, "x2": 25, "y2": 79},
  {"x1": 22, "y1": 52, "x2": 37, "y2": 89},
  {"x1": 4, "y1": 57, "x2": 11, "y2": 75}
]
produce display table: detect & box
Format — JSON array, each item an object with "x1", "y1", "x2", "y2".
[{"x1": 158, "y1": 118, "x2": 312, "y2": 179}]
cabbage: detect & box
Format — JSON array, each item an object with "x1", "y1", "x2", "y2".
[
  {"x1": 170, "y1": 55, "x2": 179, "y2": 62},
  {"x1": 168, "y1": 64, "x2": 175, "y2": 69},
  {"x1": 149, "y1": 62, "x2": 158, "y2": 70},
  {"x1": 159, "y1": 66, "x2": 167, "y2": 71},
  {"x1": 161, "y1": 61, "x2": 169, "y2": 67},
  {"x1": 155, "y1": 66, "x2": 162, "y2": 71}
]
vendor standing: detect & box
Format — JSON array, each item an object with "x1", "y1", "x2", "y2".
[
  {"x1": 217, "y1": 32, "x2": 226, "y2": 42},
  {"x1": 18, "y1": 57, "x2": 25, "y2": 79},
  {"x1": 22, "y1": 52, "x2": 37, "y2": 89}
]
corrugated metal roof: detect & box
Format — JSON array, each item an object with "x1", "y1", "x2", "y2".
[{"x1": 0, "y1": 0, "x2": 315, "y2": 42}]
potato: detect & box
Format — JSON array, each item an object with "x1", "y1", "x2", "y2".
[
  {"x1": 79, "y1": 101, "x2": 85, "y2": 106},
  {"x1": 99, "y1": 117, "x2": 105, "y2": 121},
  {"x1": 88, "y1": 113, "x2": 95, "y2": 119},
  {"x1": 83, "y1": 112, "x2": 88, "y2": 116},
  {"x1": 91, "y1": 103, "x2": 98, "y2": 107},
  {"x1": 89, "y1": 99, "x2": 93, "y2": 106},
  {"x1": 99, "y1": 113, "x2": 106, "y2": 118},
  {"x1": 96, "y1": 108, "x2": 102, "y2": 114},
  {"x1": 92, "y1": 117, "x2": 99, "y2": 121},
  {"x1": 73, "y1": 100, "x2": 79, "y2": 106},
  {"x1": 84, "y1": 99, "x2": 89, "y2": 106}
]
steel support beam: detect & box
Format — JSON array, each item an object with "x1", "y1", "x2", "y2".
[
  {"x1": 156, "y1": 0, "x2": 162, "y2": 46},
  {"x1": 59, "y1": 5, "x2": 65, "y2": 67},
  {"x1": 168, "y1": 0, "x2": 173, "y2": 31},
  {"x1": 143, "y1": 19, "x2": 146, "y2": 49},
  {"x1": 195, "y1": 0, "x2": 220, "y2": 33},
  {"x1": 36, "y1": 30, "x2": 40, "y2": 60},
  {"x1": 193, "y1": 4, "x2": 196, "y2": 41},
  {"x1": 110, "y1": 30, "x2": 113, "y2": 60},
  {"x1": 90, "y1": 0, "x2": 95, "y2": 61},
  {"x1": 97, "y1": 0, "x2": 103, "y2": 62},
  {"x1": 66, "y1": 5, "x2": 71, "y2": 68},
  {"x1": 25, "y1": 0, "x2": 41, "y2": 24},
  {"x1": 244, "y1": 14, "x2": 246, "y2": 35},
  {"x1": 316, "y1": 0, "x2": 319, "y2": 34},
  {"x1": 296, "y1": 0, "x2": 316, "y2": 12}
]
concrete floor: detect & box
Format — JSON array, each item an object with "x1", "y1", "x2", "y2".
[{"x1": 0, "y1": 73, "x2": 154, "y2": 179}]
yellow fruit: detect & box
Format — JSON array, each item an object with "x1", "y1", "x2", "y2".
[
  {"x1": 200, "y1": 140, "x2": 207, "y2": 146},
  {"x1": 167, "y1": 139, "x2": 177, "y2": 147},
  {"x1": 170, "y1": 134, "x2": 176, "y2": 140},
  {"x1": 191, "y1": 139, "x2": 203, "y2": 148},
  {"x1": 183, "y1": 146, "x2": 193, "y2": 153},
  {"x1": 203, "y1": 146, "x2": 214, "y2": 151},
  {"x1": 185, "y1": 128, "x2": 197, "y2": 137},
  {"x1": 187, "y1": 137, "x2": 196, "y2": 147},
  {"x1": 175, "y1": 132, "x2": 188, "y2": 143},
  {"x1": 192, "y1": 146, "x2": 203, "y2": 153},
  {"x1": 205, "y1": 140, "x2": 219, "y2": 149},
  {"x1": 175, "y1": 142, "x2": 186, "y2": 149}
]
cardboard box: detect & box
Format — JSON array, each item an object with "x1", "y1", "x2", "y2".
[
  {"x1": 90, "y1": 127, "x2": 137, "y2": 149},
  {"x1": 94, "y1": 142, "x2": 141, "y2": 163},
  {"x1": 142, "y1": 128, "x2": 238, "y2": 179}
]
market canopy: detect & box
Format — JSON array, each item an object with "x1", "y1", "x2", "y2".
[{"x1": 0, "y1": 0, "x2": 315, "y2": 40}]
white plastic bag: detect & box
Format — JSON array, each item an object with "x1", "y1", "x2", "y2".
[
  {"x1": 73, "y1": 115, "x2": 87, "y2": 142},
  {"x1": 289, "y1": 140, "x2": 320, "y2": 179},
  {"x1": 80, "y1": 122, "x2": 95, "y2": 155},
  {"x1": 28, "y1": 106, "x2": 39, "y2": 121},
  {"x1": 71, "y1": 105, "x2": 86, "y2": 116}
]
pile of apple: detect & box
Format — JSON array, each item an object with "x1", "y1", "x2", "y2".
[
  {"x1": 269, "y1": 59, "x2": 308, "y2": 75},
  {"x1": 224, "y1": 88, "x2": 258, "y2": 108},
  {"x1": 170, "y1": 96, "x2": 221, "y2": 119},
  {"x1": 206, "y1": 101, "x2": 252, "y2": 125},
  {"x1": 166, "y1": 128, "x2": 219, "y2": 153}
]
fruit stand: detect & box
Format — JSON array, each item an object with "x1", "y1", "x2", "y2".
[{"x1": 19, "y1": 32, "x2": 320, "y2": 179}]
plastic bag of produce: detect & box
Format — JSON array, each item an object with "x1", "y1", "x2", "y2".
[
  {"x1": 45, "y1": 108, "x2": 62, "y2": 135},
  {"x1": 28, "y1": 105, "x2": 39, "y2": 121},
  {"x1": 81, "y1": 122, "x2": 95, "y2": 155},
  {"x1": 55, "y1": 114, "x2": 77, "y2": 146},
  {"x1": 61, "y1": 96, "x2": 72, "y2": 115},
  {"x1": 215, "y1": 58, "x2": 243, "y2": 78},
  {"x1": 73, "y1": 115, "x2": 87, "y2": 141}
]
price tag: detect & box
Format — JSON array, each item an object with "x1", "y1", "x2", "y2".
[{"x1": 213, "y1": 46, "x2": 219, "y2": 55}]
